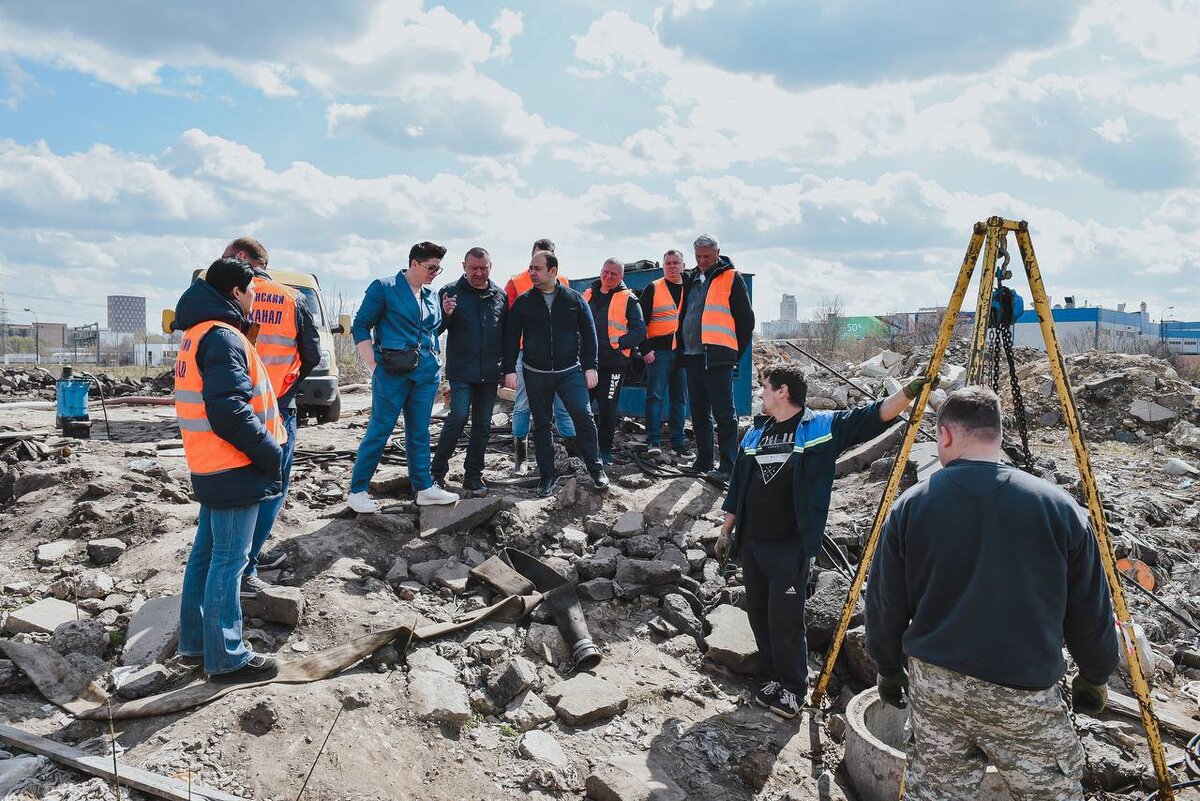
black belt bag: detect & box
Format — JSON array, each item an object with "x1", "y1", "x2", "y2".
[{"x1": 380, "y1": 347, "x2": 419, "y2": 375}]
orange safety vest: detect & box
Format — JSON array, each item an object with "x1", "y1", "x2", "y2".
[
  {"x1": 509, "y1": 269, "x2": 569, "y2": 300},
  {"x1": 174, "y1": 320, "x2": 287, "y2": 477},
  {"x1": 701, "y1": 269, "x2": 739, "y2": 351},
  {"x1": 583, "y1": 286, "x2": 634, "y2": 358},
  {"x1": 249, "y1": 275, "x2": 302, "y2": 398},
  {"x1": 645, "y1": 277, "x2": 683, "y2": 347}
]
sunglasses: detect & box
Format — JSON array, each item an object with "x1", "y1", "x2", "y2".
[{"x1": 418, "y1": 261, "x2": 443, "y2": 275}]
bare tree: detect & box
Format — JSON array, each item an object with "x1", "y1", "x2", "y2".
[{"x1": 813, "y1": 295, "x2": 846, "y2": 355}]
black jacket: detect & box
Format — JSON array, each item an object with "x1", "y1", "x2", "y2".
[
  {"x1": 585, "y1": 280, "x2": 647, "y2": 369},
  {"x1": 678, "y1": 256, "x2": 755, "y2": 367},
  {"x1": 252, "y1": 268, "x2": 321, "y2": 410},
  {"x1": 503, "y1": 284, "x2": 598, "y2": 374},
  {"x1": 174, "y1": 279, "x2": 284, "y2": 508},
  {"x1": 638, "y1": 278, "x2": 686, "y2": 355},
  {"x1": 865, "y1": 460, "x2": 1119, "y2": 690},
  {"x1": 438, "y1": 276, "x2": 507, "y2": 383},
  {"x1": 722, "y1": 402, "x2": 887, "y2": 559}
]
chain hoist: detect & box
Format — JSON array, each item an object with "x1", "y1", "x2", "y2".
[{"x1": 985, "y1": 239, "x2": 1033, "y2": 469}]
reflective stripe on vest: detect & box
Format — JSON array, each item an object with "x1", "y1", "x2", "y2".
[
  {"x1": 250, "y1": 275, "x2": 302, "y2": 397},
  {"x1": 701, "y1": 269, "x2": 739, "y2": 350},
  {"x1": 174, "y1": 320, "x2": 288, "y2": 477},
  {"x1": 646, "y1": 277, "x2": 683, "y2": 347},
  {"x1": 583, "y1": 286, "x2": 633, "y2": 358}
]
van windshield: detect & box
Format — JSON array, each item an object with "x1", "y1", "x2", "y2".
[{"x1": 295, "y1": 287, "x2": 325, "y2": 328}]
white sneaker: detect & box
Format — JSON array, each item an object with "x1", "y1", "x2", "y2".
[
  {"x1": 416, "y1": 485, "x2": 460, "y2": 506},
  {"x1": 347, "y1": 491, "x2": 379, "y2": 514}
]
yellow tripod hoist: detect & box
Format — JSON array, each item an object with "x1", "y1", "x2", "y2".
[{"x1": 809, "y1": 217, "x2": 1176, "y2": 800}]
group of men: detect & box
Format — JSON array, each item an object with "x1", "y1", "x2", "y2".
[
  {"x1": 172, "y1": 233, "x2": 1121, "y2": 800},
  {"x1": 345, "y1": 233, "x2": 756, "y2": 509}
]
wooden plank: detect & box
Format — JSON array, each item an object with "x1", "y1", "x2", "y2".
[
  {"x1": 0, "y1": 429, "x2": 55, "y2": 441},
  {"x1": 0, "y1": 723, "x2": 245, "y2": 801},
  {"x1": 1107, "y1": 690, "x2": 1200, "y2": 739}
]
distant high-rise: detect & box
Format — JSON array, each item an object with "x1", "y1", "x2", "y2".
[
  {"x1": 780, "y1": 294, "x2": 797, "y2": 322},
  {"x1": 107, "y1": 295, "x2": 146, "y2": 334}
]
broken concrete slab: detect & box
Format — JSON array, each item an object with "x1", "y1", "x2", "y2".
[
  {"x1": 433, "y1": 560, "x2": 471, "y2": 594},
  {"x1": 908, "y1": 441, "x2": 942, "y2": 483},
  {"x1": 614, "y1": 558, "x2": 681, "y2": 599},
  {"x1": 418, "y1": 496, "x2": 509, "y2": 539},
  {"x1": 1169, "y1": 421, "x2": 1200, "y2": 452},
  {"x1": 488, "y1": 655, "x2": 539, "y2": 706},
  {"x1": 577, "y1": 578, "x2": 615, "y2": 601},
  {"x1": 368, "y1": 470, "x2": 412, "y2": 496},
  {"x1": 1130, "y1": 399, "x2": 1177, "y2": 424},
  {"x1": 86, "y1": 538, "x2": 127, "y2": 565},
  {"x1": 75, "y1": 570, "x2": 115, "y2": 600},
  {"x1": 115, "y1": 663, "x2": 171, "y2": 700},
  {"x1": 504, "y1": 689, "x2": 557, "y2": 732},
  {"x1": 660, "y1": 594, "x2": 704, "y2": 643},
  {"x1": 519, "y1": 730, "x2": 571, "y2": 772},
  {"x1": 241, "y1": 586, "x2": 304, "y2": 627},
  {"x1": 835, "y1": 422, "x2": 904, "y2": 477},
  {"x1": 35, "y1": 540, "x2": 75, "y2": 565},
  {"x1": 407, "y1": 651, "x2": 470, "y2": 726},
  {"x1": 585, "y1": 753, "x2": 686, "y2": 801},
  {"x1": 545, "y1": 674, "x2": 628, "y2": 725},
  {"x1": 120, "y1": 595, "x2": 180, "y2": 666},
  {"x1": 704, "y1": 604, "x2": 759, "y2": 674},
  {"x1": 4, "y1": 598, "x2": 88, "y2": 635},
  {"x1": 611, "y1": 510, "x2": 646, "y2": 538}
]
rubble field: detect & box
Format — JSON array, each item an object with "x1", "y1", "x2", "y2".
[{"x1": 1, "y1": 341, "x2": 1198, "y2": 800}]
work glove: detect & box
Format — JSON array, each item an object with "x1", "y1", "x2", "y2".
[
  {"x1": 1071, "y1": 675, "x2": 1108, "y2": 715},
  {"x1": 903, "y1": 374, "x2": 940, "y2": 400},
  {"x1": 877, "y1": 670, "x2": 909, "y2": 709}
]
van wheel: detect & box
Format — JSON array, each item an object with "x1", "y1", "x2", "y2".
[{"x1": 315, "y1": 395, "x2": 341, "y2": 424}]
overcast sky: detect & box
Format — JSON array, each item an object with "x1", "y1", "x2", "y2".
[{"x1": 1, "y1": 0, "x2": 1197, "y2": 332}]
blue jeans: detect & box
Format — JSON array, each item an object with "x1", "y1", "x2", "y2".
[
  {"x1": 350, "y1": 353, "x2": 439, "y2": 493},
  {"x1": 523, "y1": 366, "x2": 602, "y2": 478},
  {"x1": 644, "y1": 350, "x2": 688, "y2": 447},
  {"x1": 431, "y1": 380, "x2": 499, "y2": 482},
  {"x1": 513, "y1": 354, "x2": 575, "y2": 439},
  {"x1": 684, "y1": 355, "x2": 737, "y2": 472},
  {"x1": 246, "y1": 407, "x2": 296, "y2": 578},
  {"x1": 179, "y1": 503, "x2": 260, "y2": 674}
]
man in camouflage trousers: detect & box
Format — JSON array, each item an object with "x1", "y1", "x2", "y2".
[{"x1": 865, "y1": 387, "x2": 1119, "y2": 800}]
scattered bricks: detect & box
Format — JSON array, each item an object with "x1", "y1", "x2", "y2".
[
  {"x1": 35, "y1": 540, "x2": 75, "y2": 565},
  {"x1": 241, "y1": 586, "x2": 304, "y2": 627},
  {"x1": 487, "y1": 655, "x2": 539, "y2": 706},
  {"x1": 86, "y1": 538, "x2": 127, "y2": 565},
  {"x1": 4, "y1": 598, "x2": 88, "y2": 635},
  {"x1": 121, "y1": 595, "x2": 180, "y2": 666},
  {"x1": 704, "y1": 605, "x2": 759, "y2": 675},
  {"x1": 545, "y1": 673, "x2": 628, "y2": 725}
]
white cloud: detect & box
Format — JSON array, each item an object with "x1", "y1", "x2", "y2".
[
  {"x1": 1094, "y1": 116, "x2": 1131, "y2": 143},
  {"x1": 491, "y1": 9, "x2": 524, "y2": 61}
]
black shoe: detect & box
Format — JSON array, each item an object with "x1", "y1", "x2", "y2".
[
  {"x1": 673, "y1": 443, "x2": 694, "y2": 459},
  {"x1": 240, "y1": 574, "x2": 271, "y2": 599},
  {"x1": 176, "y1": 653, "x2": 204, "y2": 668},
  {"x1": 645, "y1": 445, "x2": 663, "y2": 458},
  {"x1": 705, "y1": 468, "x2": 731, "y2": 486},
  {"x1": 463, "y1": 477, "x2": 488, "y2": 495},
  {"x1": 209, "y1": 654, "x2": 279, "y2": 685},
  {"x1": 257, "y1": 547, "x2": 288, "y2": 571},
  {"x1": 769, "y1": 686, "x2": 802, "y2": 719},
  {"x1": 689, "y1": 460, "x2": 714, "y2": 474},
  {"x1": 754, "y1": 680, "x2": 782, "y2": 709},
  {"x1": 590, "y1": 470, "x2": 610, "y2": 491},
  {"x1": 536, "y1": 477, "x2": 557, "y2": 498}
]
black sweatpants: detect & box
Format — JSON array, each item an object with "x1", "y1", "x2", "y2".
[
  {"x1": 741, "y1": 536, "x2": 812, "y2": 693},
  {"x1": 590, "y1": 366, "x2": 626, "y2": 457}
]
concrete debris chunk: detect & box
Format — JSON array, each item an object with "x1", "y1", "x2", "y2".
[
  {"x1": 611, "y1": 510, "x2": 646, "y2": 538},
  {"x1": 545, "y1": 673, "x2": 628, "y2": 725},
  {"x1": 120, "y1": 595, "x2": 180, "y2": 666},
  {"x1": 504, "y1": 689, "x2": 557, "y2": 732},
  {"x1": 1129, "y1": 399, "x2": 1177, "y2": 424},
  {"x1": 407, "y1": 651, "x2": 470, "y2": 726},
  {"x1": 241, "y1": 586, "x2": 304, "y2": 626},
  {"x1": 50, "y1": 619, "x2": 109, "y2": 658},
  {"x1": 35, "y1": 540, "x2": 75, "y2": 565},
  {"x1": 75, "y1": 570, "x2": 115, "y2": 600},
  {"x1": 86, "y1": 538, "x2": 127, "y2": 565},
  {"x1": 4, "y1": 597, "x2": 88, "y2": 635},
  {"x1": 418, "y1": 495, "x2": 509, "y2": 539},
  {"x1": 525, "y1": 622, "x2": 570, "y2": 665},
  {"x1": 487, "y1": 655, "x2": 539, "y2": 706},
  {"x1": 585, "y1": 753, "x2": 686, "y2": 801},
  {"x1": 518, "y1": 729, "x2": 571, "y2": 772},
  {"x1": 703, "y1": 604, "x2": 759, "y2": 674}
]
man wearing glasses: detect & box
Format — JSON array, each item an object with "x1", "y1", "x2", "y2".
[{"x1": 347, "y1": 242, "x2": 460, "y2": 513}]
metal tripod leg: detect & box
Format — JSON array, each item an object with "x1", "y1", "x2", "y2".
[
  {"x1": 1015, "y1": 222, "x2": 1174, "y2": 800},
  {"x1": 809, "y1": 221, "x2": 987, "y2": 708},
  {"x1": 965, "y1": 217, "x2": 1004, "y2": 385}
]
